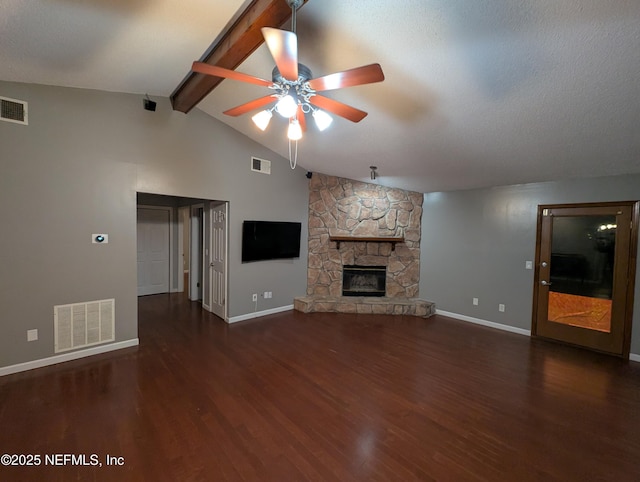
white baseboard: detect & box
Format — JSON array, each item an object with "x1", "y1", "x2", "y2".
[
  {"x1": 0, "y1": 338, "x2": 139, "y2": 377},
  {"x1": 228, "y1": 305, "x2": 294, "y2": 324},
  {"x1": 436, "y1": 310, "x2": 531, "y2": 336},
  {"x1": 437, "y1": 310, "x2": 640, "y2": 362}
]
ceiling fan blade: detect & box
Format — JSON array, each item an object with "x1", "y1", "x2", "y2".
[
  {"x1": 309, "y1": 95, "x2": 368, "y2": 123},
  {"x1": 261, "y1": 27, "x2": 298, "y2": 81},
  {"x1": 192, "y1": 62, "x2": 272, "y2": 87},
  {"x1": 296, "y1": 104, "x2": 307, "y2": 132},
  {"x1": 223, "y1": 95, "x2": 276, "y2": 117},
  {"x1": 307, "y1": 64, "x2": 385, "y2": 91}
]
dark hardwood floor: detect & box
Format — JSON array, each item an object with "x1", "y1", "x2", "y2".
[{"x1": 1, "y1": 293, "x2": 639, "y2": 481}]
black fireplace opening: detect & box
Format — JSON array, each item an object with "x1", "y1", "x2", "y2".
[{"x1": 342, "y1": 265, "x2": 386, "y2": 297}]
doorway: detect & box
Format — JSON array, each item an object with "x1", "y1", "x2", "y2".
[
  {"x1": 136, "y1": 194, "x2": 229, "y2": 322},
  {"x1": 532, "y1": 202, "x2": 639, "y2": 357},
  {"x1": 178, "y1": 206, "x2": 190, "y2": 294},
  {"x1": 189, "y1": 204, "x2": 204, "y2": 302}
]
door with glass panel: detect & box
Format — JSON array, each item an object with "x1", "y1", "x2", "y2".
[{"x1": 532, "y1": 202, "x2": 638, "y2": 357}]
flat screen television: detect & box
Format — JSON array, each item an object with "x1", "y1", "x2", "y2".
[{"x1": 242, "y1": 220, "x2": 302, "y2": 263}]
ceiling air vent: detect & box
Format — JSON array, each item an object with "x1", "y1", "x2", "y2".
[
  {"x1": 0, "y1": 96, "x2": 28, "y2": 125},
  {"x1": 251, "y1": 156, "x2": 271, "y2": 175}
]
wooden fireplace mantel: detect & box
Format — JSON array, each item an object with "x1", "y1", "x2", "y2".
[{"x1": 329, "y1": 236, "x2": 405, "y2": 250}]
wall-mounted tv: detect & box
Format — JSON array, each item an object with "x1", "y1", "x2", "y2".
[{"x1": 242, "y1": 220, "x2": 302, "y2": 263}]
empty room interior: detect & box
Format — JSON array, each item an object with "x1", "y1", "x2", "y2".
[{"x1": 1, "y1": 1, "x2": 640, "y2": 480}]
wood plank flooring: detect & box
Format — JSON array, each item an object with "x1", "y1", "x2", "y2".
[{"x1": 1, "y1": 293, "x2": 639, "y2": 481}]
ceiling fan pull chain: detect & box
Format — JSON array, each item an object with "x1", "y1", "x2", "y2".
[{"x1": 289, "y1": 139, "x2": 298, "y2": 169}]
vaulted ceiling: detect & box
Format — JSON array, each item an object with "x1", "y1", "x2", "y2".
[{"x1": 2, "y1": 0, "x2": 639, "y2": 193}]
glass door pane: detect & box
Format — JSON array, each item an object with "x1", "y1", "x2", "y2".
[{"x1": 547, "y1": 215, "x2": 616, "y2": 333}]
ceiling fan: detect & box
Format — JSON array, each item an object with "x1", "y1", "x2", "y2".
[{"x1": 191, "y1": 0, "x2": 384, "y2": 149}]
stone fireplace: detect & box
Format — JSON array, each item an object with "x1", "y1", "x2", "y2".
[{"x1": 294, "y1": 174, "x2": 435, "y2": 318}]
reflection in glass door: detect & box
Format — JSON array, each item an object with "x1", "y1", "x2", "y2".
[
  {"x1": 533, "y1": 203, "x2": 638, "y2": 357},
  {"x1": 548, "y1": 215, "x2": 615, "y2": 333}
]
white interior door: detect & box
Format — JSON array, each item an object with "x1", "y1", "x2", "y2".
[
  {"x1": 201, "y1": 201, "x2": 228, "y2": 318},
  {"x1": 137, "y1": 207, "x2": 170, "y2": 296},
  {"x1": 209, "y1": 202, "x2": 228, "y2": 320}
]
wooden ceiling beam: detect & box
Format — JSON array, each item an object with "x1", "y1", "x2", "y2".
[{"x1": 170, "y1": 0, "x2": 308, "y2": 113}]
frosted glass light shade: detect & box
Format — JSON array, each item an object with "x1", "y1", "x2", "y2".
[
  {"x1": 275, "y1": 95, "x2": 298, "y2": 118},
  {"x1": 312, "y1": 109, "x2": 333, "y2": 131},
  {"x1": 251, "y1": 110, "x2": 272, "y2": 131}
]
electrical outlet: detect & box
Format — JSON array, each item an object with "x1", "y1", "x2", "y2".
[
  {"x1": 252, "y1": 293, "x2": 257, "y2": 302},
  {"x1": 267, "y1": 292, "x2": 272, "y2": 299},
  {"x1": 473, "y1": 298, "x2": 479, "y2": 306},
  {"x1": 27, "y1": 329, "x2": 38, "y2": 341},
  {"x1": 263, "y1": 291, "x2": 269, "y2": 299},
  {"x1": 499, "y1": 304, "x2": 505, "y2": 312}
]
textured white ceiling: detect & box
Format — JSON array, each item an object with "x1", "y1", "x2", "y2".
[{"x1": 2, "y1": 0, "x2": 640, "y2": 193}]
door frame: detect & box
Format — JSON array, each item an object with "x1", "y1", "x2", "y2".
[
  {"x1": 190, "y1": 204, "x2": 204, "y2": 302},
  {"x1": 202, "y1": 201, "x2": 212, "y2": 312},
  {"x1": 531, "y1": 201, "x2": 639, "y2": 358},
  {"x1": 177, "y1": 206, "x2": 190, "y2": 293}
]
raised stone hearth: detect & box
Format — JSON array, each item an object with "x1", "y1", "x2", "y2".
[{"x1": 294, "y1": 296, "x2": 435, "y2": 318}]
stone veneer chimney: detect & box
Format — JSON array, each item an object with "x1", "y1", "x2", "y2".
[{"x1": 307, "y1": 173, "x2": 423, "y2": 298}]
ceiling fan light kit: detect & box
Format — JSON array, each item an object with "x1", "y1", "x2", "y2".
[{"x1": 191, "y1": 0, "x2": 385, "y2": 168}]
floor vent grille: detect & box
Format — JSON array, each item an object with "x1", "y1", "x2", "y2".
[
  {"x1": 0, "y1": 96, "x2": 28, "y2": 125},
  {"x1": 54, "y1": 299, "x2": 115, "y2": 353}
]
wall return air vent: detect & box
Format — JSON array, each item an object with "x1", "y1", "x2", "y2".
[
  {"x1": 251, "y1": 156, "x2": 271, "y2": 175},
  {"x1": 54, "y1": 299, "x2": 115, "y2": 353},
  {"x1": 0, "y1": 96, "x2": 28, "y2": 125}
]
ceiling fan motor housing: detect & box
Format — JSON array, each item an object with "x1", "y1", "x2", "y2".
[{"x1": 272, "y1": 64, "x2": 312, "y2": 84}]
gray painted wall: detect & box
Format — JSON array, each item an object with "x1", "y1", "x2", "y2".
[
  {"x1": 419, "y1": 175, "x2": 640, "y2": 355},
  {"x1": 0, "y1": 81, "x2": 308, "y2": 369}
]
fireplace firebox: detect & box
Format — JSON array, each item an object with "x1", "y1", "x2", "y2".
[{"x1": 342, "y1": 265, "x2": 386, "y2": 297}]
